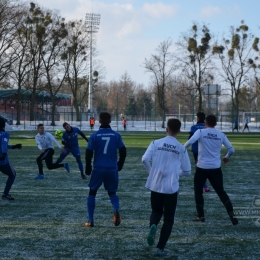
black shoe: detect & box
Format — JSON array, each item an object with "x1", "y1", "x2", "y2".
[
  {"x1": 81, "y1": 173, "x2": 86, "y2": 180},
  {"x1": 229, "y1": 212, "x2": 238, "y2": 225},
  {"x1": 2, "y1": 194, "x2": 14, "y2": 200},
  {"x1": 193, "y1": 217, "x2": 205, "y2": 222}
]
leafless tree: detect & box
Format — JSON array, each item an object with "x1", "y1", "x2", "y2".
[{"x1": 144, "y1": 39, "x2": 176, "y2": 128}]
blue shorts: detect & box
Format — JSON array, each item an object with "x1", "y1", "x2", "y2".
[
  {"x1": 64, "y1": 147, "x2": 81, "y2": 157},
  {"x1": 88, "y1": 169, "x2": 118, "y2": 192}
]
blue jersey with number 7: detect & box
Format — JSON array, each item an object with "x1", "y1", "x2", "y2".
[{"x1": 87, "y1": 128, "x2": 125, "y2": 171}]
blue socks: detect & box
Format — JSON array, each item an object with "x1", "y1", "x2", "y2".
[
  {"x1": 109, "y1": 194, "x2": 119, "y2": 212},
  {"x1": 87, "y1": 195, "x2": 96, "y2": 223}
]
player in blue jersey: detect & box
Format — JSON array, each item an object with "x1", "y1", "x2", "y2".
[
  {"x1": 0, "y1": 118, "x2": 22, "y2": 200},
  {"x1": 189, "y1": 112, "x2": 210, "y2": 192},
  {"x1": 55, "y1": 122, "x2": 89, "y2": 180},
  {"x1": 84, "y1": 112, "x2": 127, "y2": 227}
]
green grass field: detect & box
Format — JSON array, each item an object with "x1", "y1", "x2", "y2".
[{"x1": 0, "y1": 131, "x2": 260, "y2": 259}]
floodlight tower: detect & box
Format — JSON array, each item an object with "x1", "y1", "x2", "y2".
[{"x1": 85, "y1": 13, "x2": 101, "y2": 114}]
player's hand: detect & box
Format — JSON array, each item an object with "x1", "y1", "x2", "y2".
[
  {"x1": 117, "y1": 162, "x2": 123, "y2": 172},
  {"x1": 61, "y1": 147, "x2": 66, "y2": 153},
  {"x1": 222, "y1": 157, "x2": 229, "y2": 164},
  {"x1": 12, "y1": 144, "x2": 22, "y2": 149}
]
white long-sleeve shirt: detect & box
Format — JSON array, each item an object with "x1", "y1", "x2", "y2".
[
  {"x1": 35, "y1": 132, "x2": 62, "y2": 151},
  {"x1": 184, "y1": 127, "x2": 234, "y2": 169},
  {"x1": 142, "y1": 136, "x2": 191, "y2": 194}
]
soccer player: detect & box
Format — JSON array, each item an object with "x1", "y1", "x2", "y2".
[
  {"x1": 189, "y1": 112, "x2": 210, "y2": 192},
  {"x1": 0, "y1": 118, "x2": 22, "y2": 200},
  {"x1": 184, "y1": 114, "x2": 238, "y2": 225},
  {"x1": 242, "y1": 117, "x2": 250, "y2": 132},
  {"x1": 142, "y1": 118, "x2": 191, "y2": 256},
  {"x1": 84, "y1": 112, "x2": 126, "y2": 227},
  {"x1": 35, "y1": 124, "x2": 70, "y2": 179},
  {"x1": 56, "y1": 122, "x2": 89, "y2": 180}
]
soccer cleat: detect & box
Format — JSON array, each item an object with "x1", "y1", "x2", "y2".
[
  {"x1": 81, "y1": 173, "x2": 86, "y2": 179},
  {"x1": 2, "y1": 194, "x2": 14, "y2": 200},
  {"x1": 229, "y1": 212, "x2": 238, "y2": 225},
  {"x1": 204, "y1": 187, "x2": 210, "y2": 192},
  {"x1": 85, "y1": 221, "x2": 94, "y2": 227},
  {"x1": 64, "y1": 163, "x2": 70, "y2": 173},
  {"x1": 114, "y1": 210, "x2": 121, "y2": 226},
  {"x1": 193, "y1": 217, "x2": 205, "y2": 222},
  {"x1": 34, "y1": 174, "x2": 44, "y2": 179},
  {"x1": 155, "y1": 248, "x2": 164, "y2": 257},
  {"x1": 147, "y1": 224, "x2": 157, "y2": 246}
]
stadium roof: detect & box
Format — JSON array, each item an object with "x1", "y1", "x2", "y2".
[{"x1": 0, "y1": 89, "x2": 71, "y2": 104}]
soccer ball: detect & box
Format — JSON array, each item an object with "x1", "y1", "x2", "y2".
[{"x1": 55, "y1": 129, "x2": 63, "y2": 138}]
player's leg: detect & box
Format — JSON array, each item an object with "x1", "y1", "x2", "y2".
[
  {"x1": 1, "y1": 163, "x2": 16, "y2": 200},
  {"x1": 55, "y1": 148, "x2": 70, "y2": 164},
  {"x1": 35, "y1": 151, "x2": 47, "y2": 179},
  {"x1": 193, "y1": 167, "x2": 207, "y2": 221},
  {"x1": 193, "y1": 152, "x2": 209, "y2": 192},
  {"x1": 71, "y1": 148, "x2": 86, "y2": 179},
  {"x1": 85, "y1": 189, "x2": 97, "y2": 227},
  {"x1": 75, "y1": 155, "x2": 86, "y2": 179},
  {"x1": 85, "y1": 169, "x2": 104, "y2": 227},
  {"x1": 104, "y1": 170, "x2": 121, "y2": 226},
  {"x1": 156, "y1": 191, "x2": 178, "y2": 254},
  {"x1": 44, "y1": 148, "x2": 66, "y2": 171},
  {"x1": 146, "y1": 191, "x2": 163, "y2": 247},
  {"x1": 207, "y1": 168, "x2": 238, "y2": 225}
]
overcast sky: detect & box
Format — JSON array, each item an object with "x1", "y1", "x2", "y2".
[{"x1": 34, "y1": 0, "x2": 260, "y2": 87}]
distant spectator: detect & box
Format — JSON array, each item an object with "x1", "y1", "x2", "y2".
[
  {"x1": 233, "y1": 118, "x2": 239, "y2": 132},
  {"x1": 242, "y1": 117, "x2": 250, "y2": 133},
  {"x1": 90, "y1": 117, "x2": 95, "y2": 130},
  {"x1": 122, "y1": 117, "x2": 126, "y2": 130}
]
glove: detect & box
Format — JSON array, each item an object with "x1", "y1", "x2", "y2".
[
  {"x1": 0, "y1": 153, "x2": 6, "y2": 161},
  {"x1": 117, "y1": 161, "x2": 123, "y2": 172},
  {"x1": 12, "y1": 144, "x2": 22, "y2": 149},
  {"x1": 85, "y1": 164, "x2": 92, "y2": 175}
]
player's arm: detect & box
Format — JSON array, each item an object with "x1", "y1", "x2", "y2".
[
  {"x1": 142, "y1": 141, "x2": 154, "y2": 173},
  {"x1": 117, "y1": 146, "x2": 126, "y2": 171},
  {"x1": 85, "y1": 148, "x2": 93, "y2": 175},
  {"x1": 184, "y1": 129, "x2": 201, "y2": 149},
  {"x1": 78, "y1": 129, "x2": 89, "y2": 142},
  {"x1": 8, "y1": 144, "x2": 22, "y2": 149},
  {"x1": 0, "y1": 133, "x2": 9, "y2": 160},
  {"x1": 48, "y1": 133, "x2": 66, "y2": 152},
  {"x1": 222, "y1": 135, "x2": 235, "y2": 164},
  {"x1": 179, "y1": 148, "x2": 191, "y2": 176},
  {"x1": 35, "y1": 136, "x2": 43, "y2": 151}
]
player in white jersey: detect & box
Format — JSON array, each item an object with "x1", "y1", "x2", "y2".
[
  {"x1": 34, "y1": 124, "x2": 70, "y2": 179},
  {"x1": 184, "y1": 114, "x2": 238, "y2": 225},
  {"x1": 142, "y1": 118, "x2": 191, "y2": 256}
]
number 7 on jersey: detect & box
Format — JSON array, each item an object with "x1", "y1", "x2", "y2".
[{"x1": 102, "y1": 137, "x2": 110, "y2": 154}]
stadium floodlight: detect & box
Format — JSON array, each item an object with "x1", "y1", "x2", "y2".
[{"x1": 85, "y1": 13, "x2": 101, "y2": 114}]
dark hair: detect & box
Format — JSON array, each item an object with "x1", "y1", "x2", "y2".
[
  {"x1": 197, "y1": 112, "x2": 205, "y2": 122},
  {"x1": 63, "y1": 122, "x2": 68, "y2": 128},
  {"x1": 0, "y1": 118, "x2": 5, "y2": 129},
  {"x1": 206, "y1": 114, "x2": 217, "y2": 127},
  {"x1": 99, "y1": 112, "x2": 111, "y2": 125},
  {"x1": 167, "y1": 118, "x2": 181, "y2": 134},
  {"x1": 37, "y1": 123, "x2": 43, "y2": 129}
]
